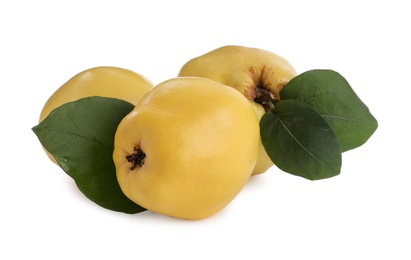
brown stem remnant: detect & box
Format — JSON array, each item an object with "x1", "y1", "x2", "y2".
[
  {"x1": 126, "y1": 147, "x2": 146, "y2": 171},
  {"x1": 254, "y1": 87, "x2": 277, "y2": 112},
  {"x1": 248, "y1": 66, "x2": 277, "y2": 112}
]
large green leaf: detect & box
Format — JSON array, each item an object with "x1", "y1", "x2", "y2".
[
  {"x1": 260, "y1": 99, "x2": 341, "y2": 180},
  {"x1": 280, "y1": 70, "x2": 378, "y2": 152},
  {"x1": 32, "y1": 96, "x2": 146, "y2": 214}
]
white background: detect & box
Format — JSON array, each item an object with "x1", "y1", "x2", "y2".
[{"x1": 1, "y1": 0, "x2": 410, "y2": 259}]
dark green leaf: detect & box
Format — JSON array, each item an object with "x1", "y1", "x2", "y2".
[
  {"x1": 280, "y1": 69, "x2": 378, "y2": 152},
  {"x1": 260, "y1": 99, "x2": 341, "y2": 180},
  {"x1": 32, "y1": 97, "x2": 146, "y2": 214}
]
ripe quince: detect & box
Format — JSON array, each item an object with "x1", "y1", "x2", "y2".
[
  {"x1": 113, "y1": 77, "x2": 260, "y2": 220},
  {"x1": 179, "y1": 45, "x2": 297, "y2": 175},
  {"x1": 39, "y1": 66, "x2": 153, "y2": 164}
]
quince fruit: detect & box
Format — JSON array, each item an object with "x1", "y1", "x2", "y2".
[
  {"x1": 113, "y1": 77, "x2": 259, "y2": 220},
  {"x1": 179, "y1": 45, "x2": 297, "y2": 175},
  {"x1": 39, "y1": 66, "x2": 153, "y2": 164}
]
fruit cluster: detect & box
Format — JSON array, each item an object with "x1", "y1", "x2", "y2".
[{"x1": 32, "y1": 45, "x2": 378, "y2": 220}]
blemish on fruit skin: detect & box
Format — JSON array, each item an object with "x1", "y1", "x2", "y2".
[
  {"x1": 248, "y1": 66, "x2": 266, "y2": 86},
  {"x1": 126, "y1": 147, "x2": 146, "y2": 170},
  {"x1": 243, "y1": 85, "x2": 256, "y2": 101}
]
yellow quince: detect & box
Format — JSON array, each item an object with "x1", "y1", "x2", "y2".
[
  {"x1": 179, "y1": 45, "x2": 297, "y2": 175},
  {"x1": 39, "y1": 66, "x2": 153, "y2": 164},
  {"x1": 113, "y1": 77, "x2": 259, "y2": 220}
]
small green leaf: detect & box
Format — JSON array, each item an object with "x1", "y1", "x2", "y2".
[
  {"x1": 260, "y1": 99, "x2": 341, "y2": 180},
  {"x1": 280, "y1": 69, "x2": 378, "y2": 152},
  {"x1": 32, "y1": 97, "x2": 146, "y2": 214}
]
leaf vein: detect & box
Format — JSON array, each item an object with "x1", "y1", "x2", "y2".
[
  {"x1": 321, "y1": 114, "x2": 366, "y2": 122},
  {"x1": 53, "y1": 129, "x2": 113, "y2": 151},
  {"x1": 278, "y1": 118, "x2": 328, "y2": 168}
]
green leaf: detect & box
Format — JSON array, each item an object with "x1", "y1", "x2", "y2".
[
  {"x1": 260, "y1": 99, "x2": 342, "y2": 180},
  {"x1": 32, "y1": 97, "x2": 146, "y2": 214},
  {"x1": 280, "y1": 69, "x2": 378, "y2": 152}
]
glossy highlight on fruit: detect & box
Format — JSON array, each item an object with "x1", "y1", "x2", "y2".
[
  {"x1": 179, "y1": 45, "x2": 297, "y2": 175},
  {"x1": 113, "y1": 77, "x2": 260, "y2": 220}
]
